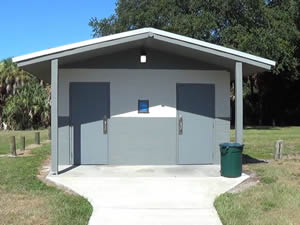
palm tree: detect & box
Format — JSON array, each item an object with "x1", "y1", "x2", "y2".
[{"x1": 0, "y1": 58, "x2": 32, "y2": 128}]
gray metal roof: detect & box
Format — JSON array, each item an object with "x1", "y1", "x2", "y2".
[{"x1": 13, "y1": 28, "x2": 276, "y2": 82}]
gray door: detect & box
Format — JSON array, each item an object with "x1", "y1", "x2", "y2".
[
  {"x1": 177, "y1": 84, "x2": 215, "y2": 164},
  {"x1": 70, "y1": 82, "x2": 110, "y2": 165}
]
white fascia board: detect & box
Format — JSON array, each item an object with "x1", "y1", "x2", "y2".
[
  {"x1": 149, "y1": 28, "x2": 276, "y2": 67},
  {"x1": 12, "y1": 28, "x2": 151, "y2": 63}
]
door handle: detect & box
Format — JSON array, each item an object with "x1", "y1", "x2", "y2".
[
  {"x1": 179, "y1": 115, "x2": 183, "y2": 135},
  {"x1": 103, "y1": 115, "x2": 108, "y2": 134}
]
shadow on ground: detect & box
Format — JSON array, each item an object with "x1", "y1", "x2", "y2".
[
  {"x1": 242, "y1": 154, "x2": 268, "y2": 164},
  {"x1": 58, "y1": 165, "x2": 79, "y2": 175},
  {"x1": 243, "y1": 126, "x2": 281, "y2": 130}
]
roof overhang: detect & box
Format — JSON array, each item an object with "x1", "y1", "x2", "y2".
[{"x1": 12, "y1": 28, "x2": 276, "y2": 82}]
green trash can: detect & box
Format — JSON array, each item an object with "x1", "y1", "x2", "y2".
[{"x1": 220, "y1": 143, "x2": 244, "y2": 178}]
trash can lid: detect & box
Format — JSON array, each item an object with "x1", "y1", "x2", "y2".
[{"x1": 219, "y1": 142, "x2": 244, "y2": 148}]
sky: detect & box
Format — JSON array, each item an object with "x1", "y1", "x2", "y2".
[{"x1": 0, "y1": 0, "x2": 117, "y2": 60}]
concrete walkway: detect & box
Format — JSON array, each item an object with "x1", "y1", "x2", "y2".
[{"x1": 47, "y1": 165, "x2": 248, "y2": 225}]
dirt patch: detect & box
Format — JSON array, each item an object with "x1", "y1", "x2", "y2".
[
  {"x1": 0, "y1": 140, "x2": 51, "y2": 158},
  {"x1": 228, "y1": 171, "x2": 260, "y2": 194},
  {"x1": 282, "y1": 153, "x2": 300, "y2": 160},
  {"x1": 0, "y1": 189, "x2": 49, "y2": 225},
  {"x1": 229, "y1": 154, "x2": 300, "y2": 194},
  {"x1": 37, "y1": 156, "x2": 51, "y2": 179},
  {"x1": 37, "y1": 156, "x2": 77, "y2": 195},
  {"x1": 0, "y1": 149, "x2": 33, "y2": 158}
]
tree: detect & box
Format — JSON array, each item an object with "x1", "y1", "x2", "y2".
[
  {"x1": 0, "y1": 58, "x2": 32, "y2": 127},
  {"x1": 89, "y1": 0, "x2": 300, "y2": 125},
  {"x1": 90, "y1": 0, "x2": 298, "y2": 75},
  {"x1": 2, "y1": 80, "x2": 50, "y2": 130},
  {"x1": 0, "y1": 58, "x2": 51, "y2": 130},
  {"x1": 89, "y1": 0, "x2": 226, "y2": 42}
]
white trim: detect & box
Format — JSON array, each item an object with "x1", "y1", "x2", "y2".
[
  {"x1": 151, "y1": 28, "x2": 275, "y2": 66},
  {"x1": 12, "y1": 27, "x2": 276, "y2": 67},
  {"x1": 12, "y1": 28, "x2": 150, "y2": 63}
]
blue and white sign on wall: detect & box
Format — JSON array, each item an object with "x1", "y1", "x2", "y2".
[{"x1": 138, "y1": 100, "x2": 149, "y2": 113}]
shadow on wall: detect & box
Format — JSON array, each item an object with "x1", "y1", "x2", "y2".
[
  {"x1": 58, "y1": 83, "x2": 217, "y2": 165},
  {"x1": 58, "y1": 83, "x2": 217, "y2": 128}
]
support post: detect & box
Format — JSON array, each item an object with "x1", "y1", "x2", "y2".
[
  {"x1": 51, "y1": 59, "x2": 59, "y2": 175},
  {"x1": 35, "y1": 132, "x2": 40, "y2": 145},
  {"x1": 48, "y1": 126, "x2": 51, "y2": 140},
  {"x1": 235, "y1": 62, "x2": 243, "y2": 144},
  {"x1": 20, "y1": 136, "x2": 25, "y2": 151},
  {"x1": 274, "y1": 140, "x2": 284, "y2": 160},
  {"x1": 10, "y1": 136, "x2": 16, "y2": 156}
]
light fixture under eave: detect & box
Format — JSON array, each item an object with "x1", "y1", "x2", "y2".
[{"x1": 140, "y1": 50, "x2": 147, "y2": 63}]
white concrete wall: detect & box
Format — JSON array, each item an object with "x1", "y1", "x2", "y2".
[
  {"x1": 59, "y1": 69, "x2": 230, "y2": 118},
  {"x1": 58, "y1": 69, "x2": 230, "y2": 164}
]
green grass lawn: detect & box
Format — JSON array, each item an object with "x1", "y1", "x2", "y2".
[
  {"x1": 1, "y1": 127, "x2": 299, "y2": 225},
  {"x1": 0, "y1": 129, "x2": 49, "y2": 154},
  {"x1": 216, "y1": 127, "x2": 300, "y2": 225},
  {"x1": 0, "y1": 143, "x2": 92, "y2": 225},
  {"x1": 232, "y1": 127, "x2": 300, "y2": 159}
]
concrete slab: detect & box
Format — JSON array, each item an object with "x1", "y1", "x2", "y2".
[
  {"x1": 57, "y1": 165, "x2": 222, "y2": 177},
  {"x1": 48, "y1": 165, "x2": 248, "y2": 225}
]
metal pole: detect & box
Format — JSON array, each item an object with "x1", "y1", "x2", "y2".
[
  {"x1": 235, "y1": 62, "x2": 243, "y2": 144},
  {"x1": 51, "y1": 59, "x2": 59, "y2": 175}
]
